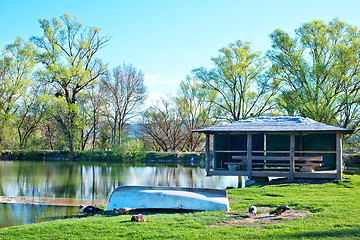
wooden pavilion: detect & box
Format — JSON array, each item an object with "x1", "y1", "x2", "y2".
[{"x1": 194, "y1": 117, "x2": 353, "y2": 181}]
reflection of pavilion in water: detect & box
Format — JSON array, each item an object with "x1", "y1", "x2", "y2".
[{"x1": 126, "y1": 166, "x2": 238, "y2": 189}]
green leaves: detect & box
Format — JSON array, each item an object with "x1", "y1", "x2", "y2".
[
  {"x1": 174, "y1": 76, "x2": 218, "y2": 151},
  {"x1": 30, "y1": 14, "x2": 110, "y2": 153},
  {"x1": 269, "y1": 19, "x2": 360, "y2": 138},
  {"x1": 0, "y1": 37, "x2": 37, "y2": 150},
  {"x1": 194, "y1": 40, "x2": 277, "y2": 121}
]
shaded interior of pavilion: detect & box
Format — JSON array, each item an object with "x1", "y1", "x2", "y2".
[{"x1": 195, "y1": 117, "x2": 353, "y2": 181}]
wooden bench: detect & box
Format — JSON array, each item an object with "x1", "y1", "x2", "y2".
[
  {"x1": 224, "y1": 160, "x2": 246, "y2": 171},
  {"x1": 295, "y1": 156, "x2": 323, "y2": 172}
]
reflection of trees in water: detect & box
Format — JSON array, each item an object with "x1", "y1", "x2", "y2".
[
  {"x1": 0, "y1": 162, "x2": 238, "y2": 200},
  {"x1": 0, "y1": 204, "x2": 79, "y2": 228},
  {"x1": 149, "y1": 167, "x2": 195, "y2": 187},
  {"x1": 2, "y1": 161, "x2": 82, "y2": 198},
  {"x1": 52, "y1": 164, "x2": 79, "y2": 198}
]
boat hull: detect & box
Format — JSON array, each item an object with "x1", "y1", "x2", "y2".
[{"x1": 107, "y1": 186, "x2": 229, "y2": 211}]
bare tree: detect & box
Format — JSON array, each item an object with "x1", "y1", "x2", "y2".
[
  {"x1": 101, "y1": 63, "x2": 147, "y2": 147},
  {"x1": 78, "y1": 84, "x2": 106, "y2": 150},
  {"x1": 141, "y1": 98, "x2": 184, "y2": 152}
]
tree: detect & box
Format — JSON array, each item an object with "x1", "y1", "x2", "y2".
[
  {"x1": 101, "y1": 63, "x2": 147, "y2": 147},
  {"x1": 141, "y1": 98, "x2": 184, "y2": 152},
  {"x1": 174, "y1": 76, "x2": 219, "y2": 151},
  {"x1": 77, "y1": 83, "x2": 106, "y2": 150},
  {"x1": 16, "y1": 83, "x2": 49, "y2": 149},
  {"x1": 0, "y1": 37, "x2": 36, "y2": 150},
  {"x1": 42, "y1": 115, "x2": 59, "y2": 150},
  {"x1": 268, "y1": 18, "x2": 360, "y2": 143},
  {"x1": 31, "y1": 14, "x2": 110, "y2": 154},
  {"x1": 193, "y1": 40, "x2": 279, "y2": 122}
]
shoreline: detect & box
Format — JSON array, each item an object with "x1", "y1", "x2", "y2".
[
  {"x1": 0, "y1": 150, "x2": 204, "y2": 163},
  {"x1": 0, "y1": 196, "x2": 107, "y2": 207}
]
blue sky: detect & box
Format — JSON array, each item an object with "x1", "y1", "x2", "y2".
[{"x1": 2, "y1": 0, "x2": 360, "y2": 105}]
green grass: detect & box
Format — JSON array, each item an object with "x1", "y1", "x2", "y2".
[{"x1": 1, "y1": 175, "x2": 360, "y2": 239}]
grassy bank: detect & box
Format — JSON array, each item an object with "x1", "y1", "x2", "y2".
[
  {"x1": 0, "y1": 175, "x2": 359, "y2": 239},
  {"x1": 0, "y1": 150, "x2": 204, "y2": 163}
]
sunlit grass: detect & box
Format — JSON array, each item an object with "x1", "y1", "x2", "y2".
[{"x1": 1, "y1": 175, "x2": 360, "y2": 239}]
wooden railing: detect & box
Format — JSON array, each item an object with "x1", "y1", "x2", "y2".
[
  {"x1": 210, "y1": 150, "x2": 328, "y2": 173},
  {"x1": 225, "y1": 155, "x2": 323, "y2": 172}
]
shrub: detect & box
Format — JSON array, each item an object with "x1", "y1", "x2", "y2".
[{"x1": 119, "y1": 139, "x2": 145, "y2": 163}]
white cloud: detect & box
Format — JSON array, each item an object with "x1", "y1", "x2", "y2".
[
  {"x1": 144, "y1": 92, "x2": 169, "y2": 108},
  {"x1": 144, "y1": 73, "x2": 181, "y2": 95},
  {"x1": 142, "y1": 73, "x2": 182, "y2": 109}
]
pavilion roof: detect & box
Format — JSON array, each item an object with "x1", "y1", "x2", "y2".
[{"x1": 193, "y1": 117, "x2": 353, "y2": 134}]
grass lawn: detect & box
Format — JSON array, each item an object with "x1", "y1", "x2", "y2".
[{"x1": 0, "y1": 175, "x2": 360, "y2": 239}]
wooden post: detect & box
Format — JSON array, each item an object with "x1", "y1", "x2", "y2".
[
  {"x1": 205, "y1": 133, "x2": 210, "y2": 175},
  {"x1": 264, "y1": 134, "x2": 267, "y2": 168},
  {"x1": 247, "y1": 133, "x2": 252, "y2": 179},
  {"x1": 299, "y1": 133, "x2": 303, "y2": 156},
  {"x1": 336, "y1": 132, "x2": 342, "y2": 181},
  {"x1": 289, "y1": 133, "x2": 295, "y2": 181},
  {"x1": 264, "y1": 133, "x2": 267, "y2": 156}
]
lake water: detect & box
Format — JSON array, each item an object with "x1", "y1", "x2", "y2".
[{"x1": 0, "y1": 160, "x2": 239, "y2": 228}]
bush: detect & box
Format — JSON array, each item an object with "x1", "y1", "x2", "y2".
[{"x1": 119, "y1": 139, "x2": 145, "y2": 163}]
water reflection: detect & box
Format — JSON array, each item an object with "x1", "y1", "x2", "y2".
[
  {"x1": 0, "y1": 204, "x2": 79, "y2": 228},
  {"x1": 0, "y1": 161, "x2": 239, "y2": 228},
  {"x1": 0, "y1": 161, "x2": 238, "y2": 201}
]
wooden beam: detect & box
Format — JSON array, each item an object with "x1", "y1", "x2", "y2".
[
  {"x1": 233, "y1": 156, "x2": 289, "y2": 160},
  {"x1": 251, "y1": 162, "x2": 323, "y2": 167},
  {"x1": 294, "y1": 172, "x2": 337, "y2": 179},
  {"x1": 233, "y1": 156, "x2": 321, "y2": 161},
  {"x1": 212, "y1": 150, "x2": 336, "y2": 153},
  {"x1": 247, "y1": 133, "x2": 252, "y2": 179},
  {"x1": 205, "y1": 133, "x2": 210, "y2": 175},
  {"x1": 212, "y1": 150, "x2": 247, "y2": 153},
  {"x1": 295, "y1": 150, "x2": 337, "y2": 154},
  {"x1": 208, "y1": 170, "x2": 248, "y2": 176},
  {"x1": 208, "y1": 170, "x2": 337, "y2": 179},
  {"x1": 289, "y1": 133, "x2": 295, "y2": 181},
  {"x1": 336, "y1": 132, "x2": 342, "y2": 180},
  {"x1": 252, "y1": 171, "x2": 291, "y2": 178}
]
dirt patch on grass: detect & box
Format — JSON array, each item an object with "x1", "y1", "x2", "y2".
[
  {"x1": 209, "y1": 207, "x2": 311, "y2": 228},
  {"x1": 228, "y1": 198, "x2": 244, "y2": 202}
]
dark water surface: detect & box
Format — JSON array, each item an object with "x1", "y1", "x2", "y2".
[{"x1": 0, "y1": 160, "x2": 238, "y2": 228}]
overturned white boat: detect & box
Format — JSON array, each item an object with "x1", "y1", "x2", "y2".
[{"x1": 107, "y1": 186, "x2": 229, "y2": 212}]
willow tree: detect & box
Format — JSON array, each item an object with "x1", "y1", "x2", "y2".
[
  {"x1": 268, "y1": 18, "x2": 360, "y2": 142},
  {"x1": 0, "y1": 38, "x2": 36, "y2": 150},
  {"x1": 31, "y1": 14, "x2": 110, "y2": 154},
  {"x1": 193, "y1": 40, "x2": 279, "y2": 122},
  {"x1": 173, "y1": 76, "x2": 218, "y2": 151}
]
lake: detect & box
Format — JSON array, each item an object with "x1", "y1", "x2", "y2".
[{"x1": 0, "y1": 160, "x2": 239, "y2": 228}]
